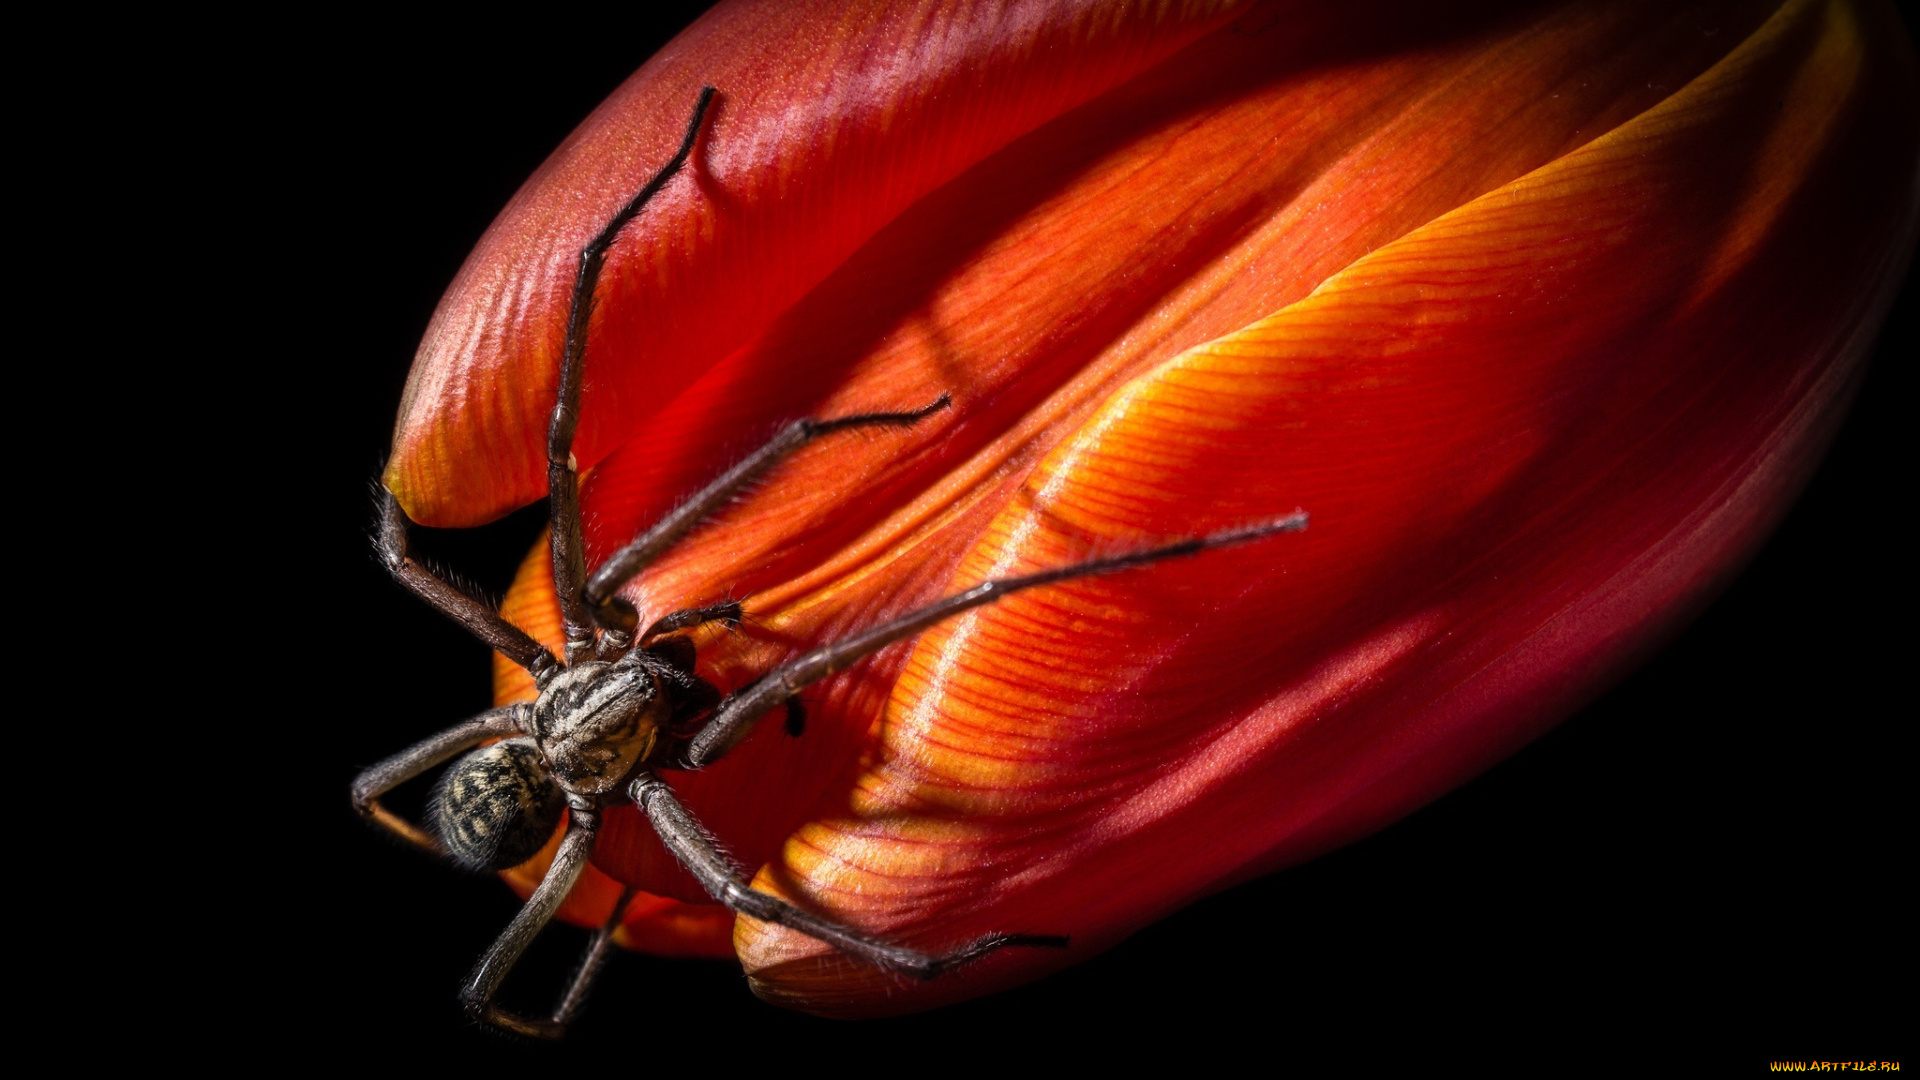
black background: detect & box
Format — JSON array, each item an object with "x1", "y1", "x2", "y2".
[{"x1": 254, "y1": 3, "x2": 1908, "y2": 1066}]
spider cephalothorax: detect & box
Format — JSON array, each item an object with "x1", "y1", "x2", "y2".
[
  {"x1": 526, "y1": 643, "x2": 715, "y2": 793},
  {"x1": 352, "y1": 86, "x2": 1305, "y2": 1039}
]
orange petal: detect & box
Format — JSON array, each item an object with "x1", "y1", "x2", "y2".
[
  {"x1": 728, "y1": 0, "x2": 1919, "y2": 1012},
  {"x1": 533, "y1": 0, "x2": 1803, "y2": 917},
  {"x1": 394, "y1": 0, "x2": 1919, "y2": 1017}
]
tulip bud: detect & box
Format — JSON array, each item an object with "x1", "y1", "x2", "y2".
[{"x1": 382, "y1": 0, "x2": 1918, "y2": 1018}]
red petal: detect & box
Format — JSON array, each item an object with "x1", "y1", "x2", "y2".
[
  {"x1": 395, "y1": 0, "x2": 1919, "y2": 1016},
  {"x1": 728, "y1": 0, "x2": 1918, "y2": 1012},
  {"x1": 385, "y1": 0, "x2": 1241, "y2": 526}
]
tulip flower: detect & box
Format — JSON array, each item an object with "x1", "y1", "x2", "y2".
[{"x1": 380, "y1": 0, "x2": 1919, "y2": 1017}]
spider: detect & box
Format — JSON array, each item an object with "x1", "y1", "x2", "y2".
[{"x1": 352, "y1": 86, "x2": 1308, "y2": 1038}]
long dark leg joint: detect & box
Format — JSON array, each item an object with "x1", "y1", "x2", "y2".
[
  {"x1": 548, "y1": 86, "x2": 719, "y2": 661},
  {"x1": 629, "y1": 770, "x2": 1064, "y2": 979},
  {"x1": 641, "y1": 600, "x2": 743, "y2": 644},
  {"x1": 545, "y1": 883, "x2": 640, "y2": 1034},
  {"x1": 460, "y1": 806, "x2": 601, "y2": 1039},
  {"x1": 681, "y1": 510, "x2": 1309, "y2": 769},
  {"x1": 582, "y1": 394, "x2": 951, "y2": 632},
  {"x1": 376, "y1": 489, "x2": 558, "y2": 680},
  {"x1": 352, "y1": 705, "x2": 529, "y2": 855}
]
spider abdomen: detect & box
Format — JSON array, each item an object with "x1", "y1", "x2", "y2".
[{"x1": 432, "y1": 739, "x2": 565, "y2": 872}]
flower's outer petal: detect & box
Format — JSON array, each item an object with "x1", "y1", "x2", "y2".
[
  {"x1": 385, "y1": 0, "x2": 1248, "y2": 527},
  {"x1": 487, "y1": 0, "x2": 1796, "y2": 948},
  {"x1": 734, "y1": 0, "x2": 1919, "y2": 1014},
  {"x1": 571, "y1": 0, "x2": 1783, "y2": 636}
]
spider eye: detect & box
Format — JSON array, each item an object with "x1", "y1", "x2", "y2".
[{"x1": 430, "y1": 739, "x2": 564, "y2": 872}]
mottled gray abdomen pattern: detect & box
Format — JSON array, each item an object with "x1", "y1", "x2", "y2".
[{"x1": 431, "y1": 739, "x2": 564, "y2": 872}]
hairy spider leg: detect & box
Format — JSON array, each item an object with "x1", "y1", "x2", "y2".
[
  {"x1": 680, "y1": 514, "x2": 1311, "y2": 768},
  {"x1": 548, "y1": 86, "x2": 717, "y2": 664},
  {"x1": 353, "y1": 704, "x2": 530, "y2": 856},
  {"x1": 632, "y1": 769, "x2": 1068, "y2": 977},
  {"x1": 580, "y1": 395, "x2": 953, "y2": 644},
  {"x1": 460, "y1": 806, "x2": 600, "y2": 1038},
  {"x1": 376, "y1": 491, "x2": 559, "y2": 680}
]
